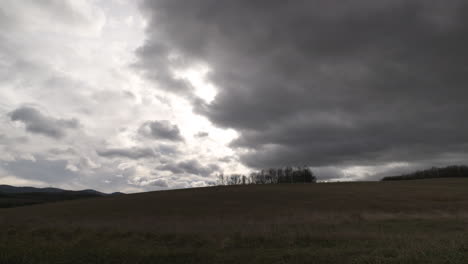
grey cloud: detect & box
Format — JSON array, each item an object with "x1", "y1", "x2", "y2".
[
  {"x1": 362, "y1": 166, "x2": 424, "y2": 182},
  {"x1": 31, "y1": 0, "x2": 89, "y2": 25},
  {"x1": 1, "y1": 157, "x2": 78, "y2": 184},
  {"x1": 218, "y1": 156, "x2": 234, "y2": 163},
  {"x1": 313, "y1": 167, "x2": 348, "y2": 182},
  {"x1": 48, "y1": 147, "x2": 77, "y2": 156},
  {"x1": 0, "y1": 1, "x2": 193, "y2": 193},
  {"x1": 138, "y1": 120, "x2": 184, "y2": 141},
  {"x1": 157, "y1": 159, "x2": 220, "y2": 176},
  {"x1": 138, "y1": 0, "x2": 468, "y2": 170},
  {"x1": 155, "y1": 144, "x2": 180, "y2": 156},
  {"x1": 97, "y1": 147, "x2": 158, "y2": 160},
  {"x1": 194, "y1": 131, "x2": 209, "y2": 138},
  {"x1": 134, "y1": 41, "x2": 193, "y2": 95},
  {"x1": 0, "y1": 0, "x2": 103, "y2": 33},
  {"x1": 157, "y1": 163, "x2": 183, "y2": 174},
  {"x1": 9, "y1": 106, "x2": 79, "y2": 139},
  {"x1": 150, "y1": 179, "x2": 168, "y2": 187},
  {"x1": 0, "y1": 134, "x2": 29, "y2": 145},
  {"x1": 97, "y1": 144, "x2": 180, "y2": 160}
]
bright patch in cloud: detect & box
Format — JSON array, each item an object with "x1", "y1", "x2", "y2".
[{"x1": 173, "y1": 65, "x2": 217, "y2": 103}]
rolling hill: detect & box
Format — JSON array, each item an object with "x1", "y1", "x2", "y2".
[
  {"x1": 2, "y1": 178, "x2": 468, "y2": 263},
  {"x1": 0, "y1": 185, "x2": 121, "y2": 208}
]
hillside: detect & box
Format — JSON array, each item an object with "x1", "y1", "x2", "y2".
[
  {"x1": 0, "y1": 185, "x2": 118, "y2": 208},
  {"x1": 2, "y1": 178, "x2": 468, "y2": 263},
  {"x1": 381, "y1": 165, "x2": 468, "y2": 181},
  {"x1": 0, "y1": 185, "x2": 67, "y2": 194}
]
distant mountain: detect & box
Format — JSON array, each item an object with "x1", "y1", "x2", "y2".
[
  {"x1": 0, "y1": 185, "x2": 110, "y2": 195},
  {"x1": 0, "y1": 185, "x2": 124, "y2": 208},
  {"x1": 110, "y1": 192, "x2": 126, "y2": 196},
  {"x1": 0, "y1": 185, "x2": 66, "y2": 194}
]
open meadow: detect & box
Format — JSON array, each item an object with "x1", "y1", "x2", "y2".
[{"x1": 2, "y1": 178, "x2": 468, "y2": 263}]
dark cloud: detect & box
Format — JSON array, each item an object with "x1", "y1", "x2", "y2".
[
  {"x1": 138, "y1": 120, "x2": 184, "y2": 141},
  {"x1": 157, "y1": 159, "x2": 219, "y2": 176},
  {"x1": 138, "y1": 0, "x2": 468, "y2": 169},
  {"x1": 97, "y1": 147, "x2": 158, "y2": 160},
  {"x1": 133, "y1": 36, "x2": 194, "y2": 95},
  {"x1": 9, "y1": 106, "x2": 79, "y2": 139}
]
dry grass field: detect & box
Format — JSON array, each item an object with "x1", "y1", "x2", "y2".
[{"x1": 2, "y1": 178, "x2": 468, "y2": 263}]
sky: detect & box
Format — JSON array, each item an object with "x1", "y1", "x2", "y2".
[{"x1": 1, "y1": 0, "x2": 468, "y2": 192}]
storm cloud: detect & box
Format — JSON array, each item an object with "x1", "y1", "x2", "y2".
[
  {"x1": 138, "y1": 0, "x2": 468, "y2": 169},
  {"x1": 3, "y1": 0, "x2": 468, "y2": 192}
]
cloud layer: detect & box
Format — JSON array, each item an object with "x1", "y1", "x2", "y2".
[
  {"x1": 2, "y1": 1, "x2": 467, "y2": 192},
  {"x1": 138, "y1": 0, "x2": 468, "y2": 169},
  {"x1": 0, "y1": 0, "x2": 237, "y2": 192}
]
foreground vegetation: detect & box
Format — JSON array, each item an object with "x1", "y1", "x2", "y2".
[
  {"x1": 2, "y1": 178, "x2": 468, "y2": 263},
  {"x1": 0, "y1": 192, "x2": 108, "y2": 208}
]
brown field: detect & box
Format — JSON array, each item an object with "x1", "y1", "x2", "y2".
[{"x1": 2, "y1": 178, "x2": 468, "y2": 263}]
